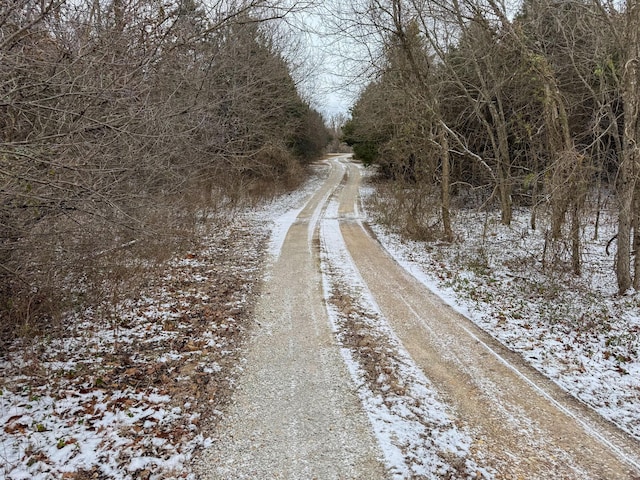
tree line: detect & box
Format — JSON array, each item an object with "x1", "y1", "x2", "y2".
[
  {"x1": 1, "y1": 0, "x2": 329, "y2": 341},
  {"x1": 341, "y1": 0, "x2": 640, "y2": 293}
]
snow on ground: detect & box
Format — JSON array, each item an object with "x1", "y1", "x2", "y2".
[
  {"x1": 266, "y1": 161, "x2": 341, "y2": 259},
  {"x1": 0, "y1": 168, "x2": 328, "y2": 480},
  {"x1": 361, "y1": 172, "x2": 640, "y2": 441},
  {"x1": 319, "y1": 200, "x2": 494, "y2": 479}
]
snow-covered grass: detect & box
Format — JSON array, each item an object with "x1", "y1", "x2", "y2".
[
  {"x1": 320, "y1": 200, "x2": 494, "y2": 479},
  {"x1": 0, "y1": 168, "x2": 328, "y2": 480},
  {"x1": 362, "y1": 173, "x2": 640, "y2": 441}
]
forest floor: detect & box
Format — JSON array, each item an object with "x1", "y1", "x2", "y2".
[{"x1": 1, "y1": 156, "x2": 640, "y2": 479}]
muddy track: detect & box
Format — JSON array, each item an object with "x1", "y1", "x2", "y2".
[{"x1": 198, "y1": 156, "x2": 640, "y2": 479}]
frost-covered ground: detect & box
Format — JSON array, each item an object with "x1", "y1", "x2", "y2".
[
  {"x1": 361, "y1": 175, "x2": 640, "y2": 441},
  {"x1": 320, "y1": 199, "x2": 494, "y2": 479},
  {"x1": 5, "y1": 158, "x2": 638, "y2": 479},
  {"x1": 0, "y1": 173, "x2": 325, "y2": 480}
]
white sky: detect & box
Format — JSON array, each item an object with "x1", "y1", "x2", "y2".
[{"x1": 280, "y1": 2, "x2": 375, "y2": 119}]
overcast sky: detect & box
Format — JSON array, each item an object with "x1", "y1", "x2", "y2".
[{"x1": 281, "y1": 2, "x2": 376, "y2": 119}]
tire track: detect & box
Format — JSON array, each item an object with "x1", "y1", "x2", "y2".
[
  {"x1": 196, "y1": 158, "x2": 386, "y2": 479},
  {"x1": 335, "y1": 158, "x2": 640, "y2": 479},
  {"x1": 320, "y1": 197, "x2": 494, "y2": 479}
]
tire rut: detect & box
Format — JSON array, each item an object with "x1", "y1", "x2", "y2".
[{"x1": 336, "y1": 159, "x2": 640, "y2": 479}]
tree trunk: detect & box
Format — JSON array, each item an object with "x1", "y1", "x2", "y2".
[
  {"x1": 531, "y1": 155, "x2": 539, "y2": 230},
  {"x1": 617, "y1": 0, "x2": 640, "y2": 293},
  {"x1": 440, "y1": 126, "x2": 453, "y2": 241},
  {"x1": 488, "y1": 101, "x2": 513, "y2": 226},
  {"x1": 593, "y1": 153, "x2": 603, "y2": 240},
  {"x1": 617, "y1": 160, "x2": 634, "y2": 292},
  {"x1": 634, "y1": 184, "x2": 640, "y2": 288},
  {"x1": 571, "y1": 200, "x2": 581, "y2": 275},
  {"x1": 542, "y1": 78, "x2": 573, "y2": 240}
]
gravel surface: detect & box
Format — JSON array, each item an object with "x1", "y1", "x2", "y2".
[
  {"x1": 196, "y1": 157, "x2": 640, "y2": 479},
  {"x1": 195, "y1": 158, "x2": 387, "y2": 479},
  {"x1": 337, "y1": 160, "x2": 640, "y2": 479}
]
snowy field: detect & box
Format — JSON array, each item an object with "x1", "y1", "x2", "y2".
[{"x1": 361, "y1": 176, "x2": 640, "y2": 442}]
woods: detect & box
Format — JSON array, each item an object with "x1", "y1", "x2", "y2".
[
  {"x1": 341, "y1": 0, "x2": 640, "y2": 292},
  {"x1": 7, "y1": 0, "x2": 637, "y2": 342},
  {"x1": 3, "y1": 0, "x2": 639, "y2": 345},
  {"x1": 0, "y1": 0, "x2": 328, "y2": 343},
  {"x1": 3, "y1": 2, "x2": 640, "y2": 478}
]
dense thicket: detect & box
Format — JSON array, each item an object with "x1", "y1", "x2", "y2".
[
  {"x1": 342, "y1": 0, "x2": 640, "y2": 292},
  {"x1": 0, "y1": 0, "x2": 328, "y2": 340}
]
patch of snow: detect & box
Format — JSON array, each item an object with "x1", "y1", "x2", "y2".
[
  {"x1": 319, "y1": 206, "x2": 493, "y2": 479},
  {"x1": 360, "y1": 171, "x2": 640, "y2": 442},
  {"x1": 268, "y1": 206, "x2": 306, "y2": 259},
  {"x1": 257, "y1": 165, "x2": 330, "y2": 260}
]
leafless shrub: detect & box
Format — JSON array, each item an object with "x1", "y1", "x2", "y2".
[
  {"x1": 368, "y1": 178, "x2": 444, "y2": 242},
  {"x1": 0, "y1": 0, "x2": 328, "y2": 346}
]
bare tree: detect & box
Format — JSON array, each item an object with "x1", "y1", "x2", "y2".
[
  {"x1": 580, "y1": 0, "x2": 640, "y2": 292},
  {"x1": 0, "y1": 0, "x2": 327, "y2": 341},
  {"x1": 618, "y1": 0, "x2": 640, "y2": 291},
  {"x1": 338, "y1": 0, "x2": 455, "y2": 240}
]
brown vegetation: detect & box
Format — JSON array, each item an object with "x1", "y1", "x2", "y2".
[
  {"x1": 0, "y1": 0, "x2": 329, "y2": 347},
  {"x1": 340, "y1": 0, "x2": 640, "y2": 292}
]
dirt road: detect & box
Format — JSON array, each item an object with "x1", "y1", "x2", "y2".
[
  {"x1": 198, "y1": 156, "x2": 640, "y2": 479},
  {"x1": 196, "y1": 159, "x2": 387, "y2": 479}
]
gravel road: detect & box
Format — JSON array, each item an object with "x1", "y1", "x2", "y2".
[
  {"x1": 197, "y1": 156, "x2": 640, "y2": 479},
  {"x1": 195, "y1": 159, "x2": 387, "y2": 479}
]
